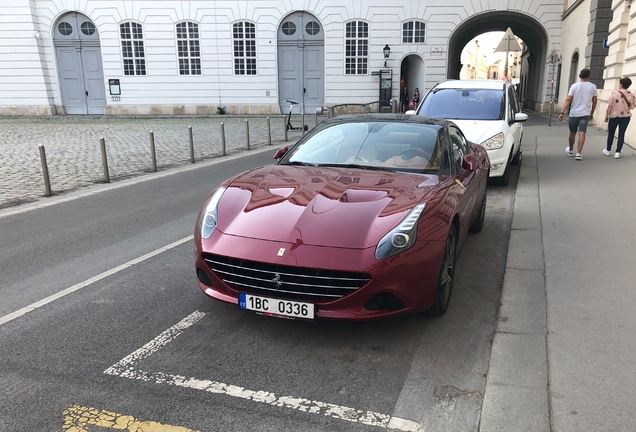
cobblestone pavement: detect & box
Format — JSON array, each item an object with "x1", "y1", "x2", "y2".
[{"x1": 0, "y1": 114, "x2": 325, "y2": 209}]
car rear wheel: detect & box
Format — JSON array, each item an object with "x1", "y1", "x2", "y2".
[
  {"x1": 427, "y1": 224, "x2": 457, "y2": 316},
  {"x1": 469, "y1": 187, "x2": 487, "y2": 233}
]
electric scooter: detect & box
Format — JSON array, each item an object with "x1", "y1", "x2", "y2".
[{"x1": 286, "y1": 99, "x2": 308, "y2": 131}]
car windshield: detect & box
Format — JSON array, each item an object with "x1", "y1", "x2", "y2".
[
  {"x1": 418, "y1": 88, "x2": 504, "y2": 120},
  {"x1": 281, "y1": 121, "x2": 445, "y2": 174}
]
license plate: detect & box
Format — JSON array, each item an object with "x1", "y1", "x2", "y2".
[{"x1": 239, "y1": 293, "x2": 314, "y2": 320}]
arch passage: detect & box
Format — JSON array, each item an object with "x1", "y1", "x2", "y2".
[{"x1": 448, "y1": 11, "x2": 549, "y2": 111}]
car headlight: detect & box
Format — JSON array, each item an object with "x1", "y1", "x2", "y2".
[
  {"x1": 199, "y1": 186, "x2": 226, "y2": 239},
  {"x1": 480, "y1": 132, "x2": 504, "y2": 150},
  {"x1": 375, "y1": 204, "x2": 426, "y2": 259}
]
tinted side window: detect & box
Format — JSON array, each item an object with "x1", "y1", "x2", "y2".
[
  {"x1": 438, "y1": 129, "x2": 452, "y2": 175},
  {"x1": 507, "y1": 87, "x2": 516, "y2": 124},
  {"x1": 447, "y1": 125, "x2": 467, "y2": 172},
  {"x1": 510, "y1": 86, "x2": 521, "y2": 112}
]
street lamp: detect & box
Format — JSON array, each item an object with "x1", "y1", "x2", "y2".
[{"x1": 383, "y1": 44, "x2": 391, "y2": 68}]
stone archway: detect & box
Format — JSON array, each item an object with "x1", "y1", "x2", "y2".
[
  {"x1": 447, "y1": 11, "x2": 549, "y2": 111},
  {"x1": 569, "y1": 51, "x2": 580, "y2": 88},
  {"x1": 400, "y1": 54, "x2": 424, "y2": 104}
]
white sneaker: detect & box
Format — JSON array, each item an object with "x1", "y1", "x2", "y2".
[
  {"x1": 575, "y1": 153, "x2": 582, "y2": 160},
  {"x1": 603, "y1": 149, "x2": 612, "y2": 156},
  {"x1": 566, "y1": 147, "x2": 574, "y2": 157},
  {"x1": 614, "y1": 152, "x2": 620, "y2": 159}
]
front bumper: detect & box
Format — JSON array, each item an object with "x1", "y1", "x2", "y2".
[
  {"x1": 485, "y1": 147, "x2": 510, "y2": 177},
  {"x1": 194, "y1": 231, "x2": 445, "y2": 321}
]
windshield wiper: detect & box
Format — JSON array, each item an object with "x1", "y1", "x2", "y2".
[
  {"x1": 316, "y1": 163, "x2": 392, "y2": 171},
  {"x1": 282, "y1": 161, "x2": 315, "y2": 166}
]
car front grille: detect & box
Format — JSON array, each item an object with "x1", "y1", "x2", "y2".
[{"x1": 203, "y1": 253, "x2": 371, "y2": 303}]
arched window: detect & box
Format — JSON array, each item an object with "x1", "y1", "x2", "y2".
[
  {"x1": 402, "y1": 20, "x2": 426, "y2": 43},
  {"x1": 233, "y1": 22, "x2": 256, "y2": 75},
  {"x1": 345, "y1": 21, "x2": 368, "y2": 75},
  {"x1": 176, "y1": 21, "x2": 201, "y2": 75},
  {"x1": 120, "y1": 22, "x2": 146, "y2": 75}
]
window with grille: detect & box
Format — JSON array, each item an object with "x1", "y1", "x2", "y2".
[
  {"x1": 233, "y1": 22, "x2": 256, "y2": 75},
  {"x1": 176, "y1": 21, "x2": 201, "y2": 75},
  {"x1": 120, "y1": 22, "x2": 146, "y2": 75},
  {"x1": 402, "y1": 21, "x2": 426, "y2": 43},
  {"x1": 345, "y1": 21, "x2": 368, "y2": 75}
]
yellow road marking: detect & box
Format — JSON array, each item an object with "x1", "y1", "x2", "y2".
[{"x1": 62, "y1": 405, "x2": 199, "y2": 432}]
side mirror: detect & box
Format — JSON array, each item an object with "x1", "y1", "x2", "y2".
[
  {"x1": 462, "y1": 154, "x2": 478, "y2": 171},
  {"x1": 514, "y1": 112, "x2": 528, "y2": 123},
  {"x1": 273, "y1": 146, "x2": 289, "y2": 161}
]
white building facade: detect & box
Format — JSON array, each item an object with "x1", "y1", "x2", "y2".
[{"x1": 2, "y1": 0, "x2": 565, "y2": 116}]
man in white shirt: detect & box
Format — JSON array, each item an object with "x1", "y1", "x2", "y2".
[{"x1": 558, "y1": 68, "x2": 598, "y2": 160}]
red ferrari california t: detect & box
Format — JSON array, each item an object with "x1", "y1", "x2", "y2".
[{"x1": 194, "y1": 114, "x2": 489, "y2": 321}]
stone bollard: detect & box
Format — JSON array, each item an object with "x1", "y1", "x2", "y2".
[
  {"x1": 38, "y1": 145, "x2": 52, "y2": 197},
  {"x1": 246, "y1": 119, "x2": 250, "y2": 150},
  {"x1": 149, "y1": 131, "x2": 157, "y2": 172},
  {"x1": 188, "y1": 126, "x2": 195, "y2": 163},
  {"x1": 220, "y1": 123, "x2": 226, "y2": 156},
  {"x1": 100, "y1": 137, "x2": 110, "y2": 183}
]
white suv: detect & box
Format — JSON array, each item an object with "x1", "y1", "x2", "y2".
[{"x1": 413, "y1": 80, "x2": 528, "y2": 186}]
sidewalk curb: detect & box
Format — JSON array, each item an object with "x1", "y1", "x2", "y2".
[{"x1": 479, "y1": 138, "x2": 551, "y2": 431}]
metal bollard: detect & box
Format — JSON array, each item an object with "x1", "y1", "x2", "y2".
[
  {"x1": 100, "y1": 137, "x2": 110, "y2": 183},
  {"x1": 38, "y1": 145, "x2": 52, "y2": 197},
  {"x1": 283, "y1": 115, "x2": 288, "y2": 142},
  {"x1": 188, "y1": 126, "x2": 195, "y2": 163},
  {"x1": 246, "y1": 119, "x2": 250, "y2": 150},
  {"x1": 315, "y1": 111, "x2": 318, "y2": 126},
  {"x1": 267, "y1": 117, "x2": 271, "y2": 145},
  {"x1": 149, "y1": 131, "x2": 157, "y2": 172},
  {"x1": 328, "y1": 107, "x2": 334, "y2": 118},
  {"x1": 302, "y1": 114, "x2": 305, "y2": 135},
  {"x1": 220, "y1": 123, "x2": 226, "y2": 156}
]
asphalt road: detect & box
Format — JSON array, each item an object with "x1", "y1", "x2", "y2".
[{"x1": 0, "y1": 148, "x2": 518, "y2": 431}]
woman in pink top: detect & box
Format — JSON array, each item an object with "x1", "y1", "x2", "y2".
[{"x1": 604, "y1": 77, "x2": 636, "y2": 158}]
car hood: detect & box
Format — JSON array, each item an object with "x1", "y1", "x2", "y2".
[
  {"x1": 215, "y1": 165, "x2": 440, "y2": 249},
  {"x1": 450, "y1": 119, "x2": 505, "y2": 147}
]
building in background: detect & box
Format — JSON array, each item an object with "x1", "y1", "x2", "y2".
[{"x1": 1, "y1": 0, "x2": 565, "y2": 116}]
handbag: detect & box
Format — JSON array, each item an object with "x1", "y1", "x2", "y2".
[{"x1": 409, "y1": 100, "x2": 415, "y2": 108}]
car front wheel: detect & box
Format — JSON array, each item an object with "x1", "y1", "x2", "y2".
[{"x1": 427, "y1": 224, "x2": 457, "y2": 316}]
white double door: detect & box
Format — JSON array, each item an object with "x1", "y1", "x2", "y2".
[
  {"x1": 56, "y1": 44, "x2": 106, "y2": 115},
  {"x1": 278, "y1": 42, "x2": 324, "y2": 115},
  {"x1": 54, "y1": 12, "x2": 106, "y2": 115}
]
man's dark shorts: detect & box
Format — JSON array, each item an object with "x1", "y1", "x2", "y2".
[{"x1": 569, "y1": 116, "x2": 590, "y2": 133}]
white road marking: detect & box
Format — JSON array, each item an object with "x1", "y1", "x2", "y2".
[
  {"x1": 0, "y1": 235, "x2": 193, "y2": 326},
  {"x1": 104, "y1": 311, "x2": 423, "y2": 431}
]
